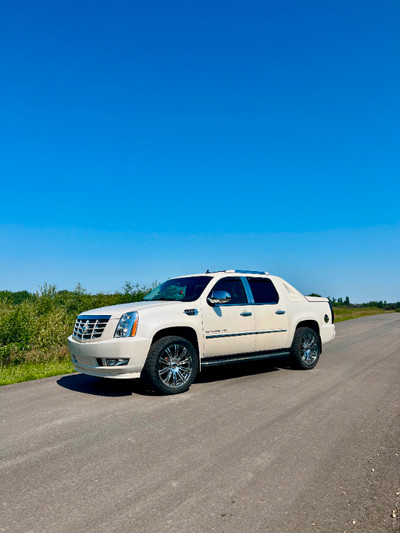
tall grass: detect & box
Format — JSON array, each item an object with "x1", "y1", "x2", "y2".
[{"x1": 0, "y1": 283, "x2": 152, "y2": 385}]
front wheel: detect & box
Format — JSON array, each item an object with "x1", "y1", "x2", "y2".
[
  {"x1": 290, "y1": 327, "x2": 321, "y2": 370},
  {"x1": 141, "y1": 336, "x2": 198, "y2": 395}
]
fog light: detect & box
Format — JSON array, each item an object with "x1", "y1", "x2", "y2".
[{"x1": 106, "y1": 358, "x2": 129, "y2": 366}]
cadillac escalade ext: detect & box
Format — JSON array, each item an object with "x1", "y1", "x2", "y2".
[{"x1": 68, "y1": 270, "x2": 335, "y2": 394}]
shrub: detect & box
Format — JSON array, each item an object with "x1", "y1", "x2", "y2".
[{"x1": 0, "y1": 282, "x2": 153, "y2": 368}]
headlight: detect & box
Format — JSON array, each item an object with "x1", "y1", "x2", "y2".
[{"x1": 114, "y1": 312, "x2": 139, "y2": 338}]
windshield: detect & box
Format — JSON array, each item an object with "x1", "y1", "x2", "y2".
[{"x1": 143, "y1": 276, "x2": 212, "y2": 302}]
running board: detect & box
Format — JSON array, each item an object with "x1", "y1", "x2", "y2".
[{"x1": 201, "y1": 350, "x2": 291, "y2": 367}]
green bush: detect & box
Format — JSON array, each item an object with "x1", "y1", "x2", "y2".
[
  {"x1": 0, "y1": 282, "x2": 153, "y2": 369},
  {"x1": 0, "y1": 303, "x2": 38, "y2": 362}
]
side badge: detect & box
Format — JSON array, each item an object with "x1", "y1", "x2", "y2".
[{"x1": 184, "y1": 309, "x2": 198, "y2": 316}]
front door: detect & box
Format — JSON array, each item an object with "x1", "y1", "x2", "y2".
[{"x1": 202, "y1": 277, "x2": 256, "y2": 357}]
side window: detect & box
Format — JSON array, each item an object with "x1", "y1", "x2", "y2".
[
  {"x1": 247, "y1": 278, "x2": 279, "y2": 304},
  {"x1": 210, "y1": 277, "x2": 248, "y2": 305}
]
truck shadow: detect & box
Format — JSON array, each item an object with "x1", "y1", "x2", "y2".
[
  {"x1": 57, "y1": 356, "x2": 291, "y2": 396},
  {"x1": 196, "y1": 356, "x2": 290, "y2": 384},
  {"x1": 57, "y1": 374, "x2": 148, "y2": 397}
]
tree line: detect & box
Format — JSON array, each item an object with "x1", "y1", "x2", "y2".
[
  {"x1": 2, "y1": 287, "x2": 399, "y2": 310},
  {"x1": 308, "y1": 293, "x2": 399, "y2": 310}
]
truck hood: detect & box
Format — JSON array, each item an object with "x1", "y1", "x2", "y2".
[
  {"x1": 304, "y1": 296, "x2": 329, "y2": 303},
  {"x1": 78, "y1": 300, "x2": 184, "y2": 319}
]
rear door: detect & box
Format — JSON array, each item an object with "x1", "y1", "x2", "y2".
[
  {"x1": 245, "y1": 277, "x2": 290, "y2": 351},
  {"x1": 202, "y1": 276, "x2": 256, "y2": 357}
]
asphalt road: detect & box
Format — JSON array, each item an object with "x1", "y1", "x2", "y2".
[{"x1": 1, "y1": 314, "x2": 399, "y2": 533}]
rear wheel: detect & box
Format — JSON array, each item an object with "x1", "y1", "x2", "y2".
[
  {"x1": 290, "y1": 327, "x2": 320, "y2": 369},
  {"x1": 141, "y1": 336, "x2": 198, "y2": 394}
]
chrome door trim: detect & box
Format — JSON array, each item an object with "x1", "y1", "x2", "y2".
[{"x1": 205, "y1": 329, "x2": 287, "y2": 339}]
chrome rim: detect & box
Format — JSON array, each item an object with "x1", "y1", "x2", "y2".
[
  {"x1": 300, "y1": 333, "x2": 319, "y2": 365},
  {"x1": 158, "y1": 344, "x2": 193, "y2": 388}
]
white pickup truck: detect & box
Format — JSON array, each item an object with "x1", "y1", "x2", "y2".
[{"x1": 68, "y1": 270, "x2": 335, "y2": 394}]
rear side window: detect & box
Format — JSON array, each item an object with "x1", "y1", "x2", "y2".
[
  {"x1": 247, "y1": 278, "x2": 279, "y2": 304},
  {"x1": 210, "y1": 277, "x2": 247, "y2": 305}
]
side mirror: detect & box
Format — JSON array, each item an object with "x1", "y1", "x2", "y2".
[{"x1": 207, "y1": 290, "x2": 231, "y2": 305}]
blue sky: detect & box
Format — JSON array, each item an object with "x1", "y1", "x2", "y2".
[{"x1": 1, "y1": 1, "x2": 399, "y2": 302}]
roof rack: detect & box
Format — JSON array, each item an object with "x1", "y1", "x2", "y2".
[
  {"x1": 234, "y1": 269, "x2": 268, "y2": 275},
  {"x1": 206, "y1": 269, "x2": 269, "y2": 275}
]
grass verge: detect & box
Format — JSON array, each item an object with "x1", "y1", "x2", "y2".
[
  {"x1": 333, "y1": 307, "x2": 392, "y2": 322},
  {"x1": 0, "y1": 358, "x2": 74, "y2": 386}
]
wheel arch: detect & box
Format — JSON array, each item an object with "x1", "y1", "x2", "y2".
[
  {"x1": 295, "y1": 320, "x2": 322, "y2": 350},
  {"x1": 151, "y1": 327, "x2": 200, "y2": 359}
]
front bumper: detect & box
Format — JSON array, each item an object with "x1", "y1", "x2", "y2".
[{"x1": 67, "y1": 335, "x2": 152, "y2": 379}]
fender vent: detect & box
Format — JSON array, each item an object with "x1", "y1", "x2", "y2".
[{"x1": 184, "y1": 309, "x2": 198, "y2": 316}]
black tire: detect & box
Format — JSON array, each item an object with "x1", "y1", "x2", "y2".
[
  {"x1": 141, "y1": 336, "x2": 198, "y2": 395},
  {"x1": 290, "y1": 327, "x2": 321, "y2": 370}
]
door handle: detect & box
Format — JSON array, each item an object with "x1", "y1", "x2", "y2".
[
  {"x1": 275, "y1": 310, "x2": 286, "y2": 315},
  {"x1": 240, "y1": 311, "x2": 252, "y2": 317}
]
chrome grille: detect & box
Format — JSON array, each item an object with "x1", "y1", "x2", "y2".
[{"x1": 73, "y1": 315, "x2": 111, "y2": 341}]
